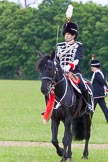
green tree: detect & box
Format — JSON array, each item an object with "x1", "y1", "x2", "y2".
[
  {"x1": 0, "y1": 0, "x2": 108, "y2": 80},
  {"x1": 0, "y1": 1, "x2": 38, "y2": 79}
]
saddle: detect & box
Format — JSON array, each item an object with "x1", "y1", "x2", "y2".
[
  {"x1": 66, "y1": 72, "x2": 93, "y2": 95},
  {"x1": 65, "y1": 72, "x2": 81, "y2": 93},
  {"x1": 68, "y1": 72, "x2": 80, "y2": 84},
  {"x1": 65, "y1": 72, "x2": 94, "y2": 113}
]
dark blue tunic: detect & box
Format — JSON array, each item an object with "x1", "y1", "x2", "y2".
[
  {"x1": 55, "y1": 41, "x2": 83, "y2": 74},
  {"x1": 91, "y1": 70, "x2": 108, "y2": 98}
]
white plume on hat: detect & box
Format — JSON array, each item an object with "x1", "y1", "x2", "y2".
[{"x1": 66, "y1": 5, "x2": 73, "y2": 20}]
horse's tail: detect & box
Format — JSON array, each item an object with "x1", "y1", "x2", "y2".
[{"x1": 72, "y1": 114, "x2": 92, "y2": 140}]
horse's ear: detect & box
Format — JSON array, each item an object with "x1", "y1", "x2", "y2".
[
  {"x1": 38, "y1": 51, "x2": 44, "y2": 58},
  {"x1": 50, "y1": 50, "x2": 55, "y2": 61}
]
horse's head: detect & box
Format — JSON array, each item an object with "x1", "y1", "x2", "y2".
[{"x1": 36, "y1": 51, "x2": 63, "y2": 96}]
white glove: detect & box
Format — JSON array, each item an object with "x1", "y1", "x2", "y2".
[
  {"x1": 73, "y1": 59, "x2": 79, "y2": 65},
  {"x1": 63, "y1": 65, "x2": 71, "y2": 72}
]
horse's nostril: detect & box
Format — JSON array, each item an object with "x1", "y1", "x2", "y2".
[{"x1": 41, "y1": 87, "x2": 48, "y2": 95}]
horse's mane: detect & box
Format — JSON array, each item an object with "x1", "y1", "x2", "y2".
[{"x1": 36, "y1": 55, "x2": 50, "y2": 72}]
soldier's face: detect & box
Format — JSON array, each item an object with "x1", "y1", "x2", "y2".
[
  {"x1": 64, "y1": 32, "x2": 75, "y2": 42},
  {"x1": 91, "y1": 67, "x2": 98, "y2": 72}
]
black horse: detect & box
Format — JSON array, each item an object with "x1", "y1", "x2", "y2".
[{"x1": 37, "y1": 52, "x2": 93, "y2": 162}]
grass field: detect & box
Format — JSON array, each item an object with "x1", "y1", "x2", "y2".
[
  {"x1": 0, "y1": 146, "x2": 108, "y2": 162},
  {"x1": 0, "y1": 80, "x2": 108, "y2": 162}
]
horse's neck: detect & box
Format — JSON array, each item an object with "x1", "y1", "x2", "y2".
[
  {"x1": 55, "y1": 76, "x2": 66, "y2": 97},
  {"x1": 54, "y1": 76, "x2": 76, "y2": 107}
]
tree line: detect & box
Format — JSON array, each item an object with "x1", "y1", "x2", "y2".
[{"x1": 0, "y1": 0, "x2": 108, "y2": 80}]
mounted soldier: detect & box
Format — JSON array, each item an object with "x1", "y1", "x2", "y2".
[
  {"x1": 41, "y1": 5, "x2": 94, "y2": 116},
  {"x1": 55, "y1": 5, "x2": 94, "y2": 113}
]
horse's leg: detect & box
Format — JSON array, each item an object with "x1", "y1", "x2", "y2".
[
  {"x1": 82, "y1": 138, "x2": 89, "y2": 159},
  {"x1": 66, "y1": 135, "x2": 72, "y2": 162},
  {"x1": 61, "y1": 116, "x2": 72, "y2": 161},
  {"x1": 82, "y1": 114, "x2": 91, "y2": 159},
  {"x1": 51, "y1": 119, "x2": 64, "y2": 157},
  {"x1": 66, "y1": 119, "x2": 72, "y2": 161}
]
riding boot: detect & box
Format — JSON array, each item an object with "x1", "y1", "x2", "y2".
[{"x1": 82, "y1": 90, "x2": 94, "y2": 113}]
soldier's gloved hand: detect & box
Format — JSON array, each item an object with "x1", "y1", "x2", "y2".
[
  {"x1": 63, "y1": 63, "x2": 75, "y2": 72},
  {"x1": 106, "y1": 89, "x2": 108, "y2": 92},
  {"x1": 69, "y1": 62, "x2": 75, "y2": 70},
  {"x1": 63, "y1": 65, "x2": 71, "y2": 72}
]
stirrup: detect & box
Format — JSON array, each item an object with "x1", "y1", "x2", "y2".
[{"x1": 86, "y1": 104, "x2": 94, "y2": 114}]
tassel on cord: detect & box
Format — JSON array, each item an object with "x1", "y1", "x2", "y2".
[
  {"x1": 66, "y1": 4, "x2": 73, "y2": 22},
  {"x1": 43, "y1": 91, "x2": 55, "y2": 123}
]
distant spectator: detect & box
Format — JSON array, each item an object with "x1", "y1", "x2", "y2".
[{"x1": 91, "y1": 59, "x2": 108, "y2": 122}]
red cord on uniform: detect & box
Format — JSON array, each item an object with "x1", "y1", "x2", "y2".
[{"x1": 69, "y1": 63, "x2": 75, "y2": 70}]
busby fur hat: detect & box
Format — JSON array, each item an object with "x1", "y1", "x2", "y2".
[
  {"x1": 62, "y1": 22, "x2": 78, "y2": 39},
  {"x1": 91, "y1": 60, "x2": 100, "y2": 68}
]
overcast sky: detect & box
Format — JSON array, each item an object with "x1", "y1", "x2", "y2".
[{"x1": 6, "y1": 0, "x2": 108, "y2": 7}]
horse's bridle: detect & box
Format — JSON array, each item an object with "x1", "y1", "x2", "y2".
[
  {"x1": 41, "y1": 60, "x2": 70, "y2": 109},
  {"x1": 41, "y1": 60, "x2": 65, "y2": 87}
]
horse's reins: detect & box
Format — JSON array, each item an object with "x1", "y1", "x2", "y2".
[
  {"x1": 51, "y1": 74, "x2": 74, "y2": 109},
  {"x1": 54, "y1": 74, "x2": 69, "y2": 109},
  {"x1": 41, "y1": 61, "x2": 75, "y2": 109}
]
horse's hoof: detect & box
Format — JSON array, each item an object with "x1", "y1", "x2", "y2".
[
  {"x1": 81, "y1": 156, "x2": 88, "y2": 159},
  {"x1": 60, "y1": 158, "x2": 66, "y2": 162},
  {"x1": 66, "y1": 158, "x2": 72, "y2": 161},
  {"x1": 57, "y1": 148, "x2": 64, "y2": 156}
]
